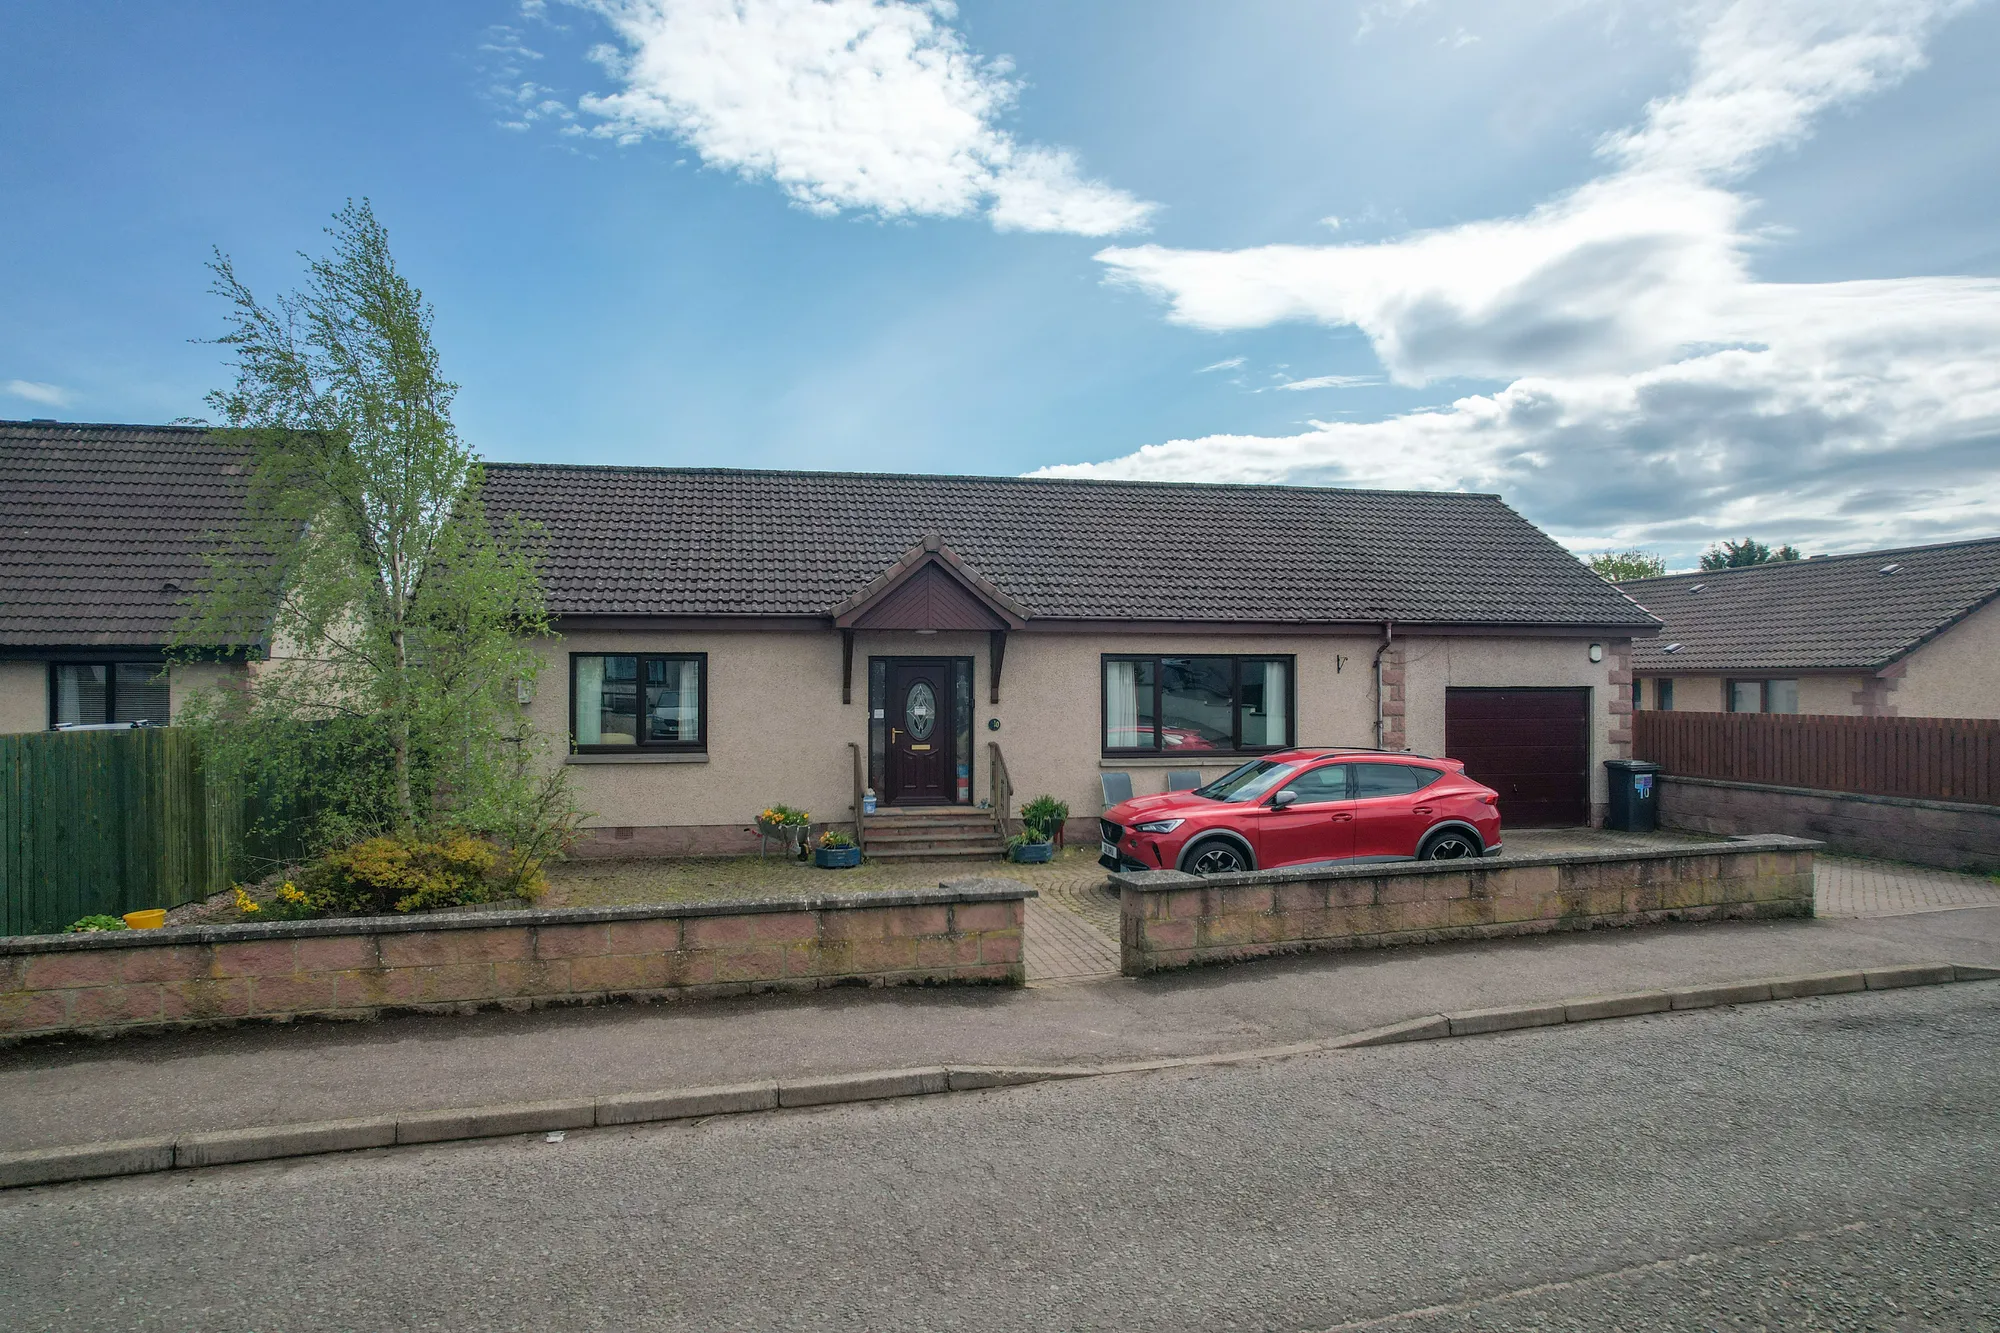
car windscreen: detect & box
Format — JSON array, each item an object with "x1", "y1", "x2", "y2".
[{"x1": 1193, "y1": 759, "x2": 1303, "y2": 804}]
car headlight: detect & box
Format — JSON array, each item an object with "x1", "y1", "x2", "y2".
[{"x1": 1134, "y1": 818, "x2": 1184, "y2": 834}]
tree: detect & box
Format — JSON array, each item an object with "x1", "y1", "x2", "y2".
[
  {"x1": 175, "y1": 200, "x2": 578, "y2": 879},
  {"x1": 1699, "y1": 538, "x2": 1803, "y2": 570},
  {"x1": 1586, "y1": 549, "x2": 1668, "y2": 582}
]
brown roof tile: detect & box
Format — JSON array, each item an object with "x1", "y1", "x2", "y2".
[
  {"x1": 1618, "y1": 537, "x2": 2000, "y2": 672},
  {"x1": 0, "y1": 421, "x2": 254, "y2": 648},
  {"x1": 482, "y1": 463, "x2": 1657, "y2": 629}
]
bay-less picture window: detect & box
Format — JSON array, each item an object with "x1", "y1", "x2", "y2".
[
  {"x1": 1728, "y1": 678, "x2": 1798, "y2": 714},
  {"x1": 48, "y1": 662, "x2": 171, "y2": 727},
  {"x1": 571, "y1": 653, "x2": 706, "y2": 752},
  {"x1": 1102, "y1": 655, "x2": 1294, "y2": 755}
]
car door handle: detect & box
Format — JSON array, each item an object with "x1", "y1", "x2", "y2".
[
  {"x1": 1330, "y1": 812, "x2": 1353, "y2": 822},
  {"x1": 1413, "y1": 806, "x2": 1433, "y2": 815}
]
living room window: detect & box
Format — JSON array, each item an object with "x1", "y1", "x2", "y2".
[
  {"x1": 1728, "y1": 678, "x2": 1798, "y2": 714},
  {"x1": 48, "y1": 662, "x2": 171, "y2": 727},
  {"x1": 1102, "y1": 655, "x2": 1294, "y2": 754},
  {"x1": 570, "y1": 653, "x2": 706, "y2": 752}
]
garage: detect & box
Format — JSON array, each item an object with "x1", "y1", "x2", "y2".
[{"x1": 1444, "y1": 687, "x2": 1591, "y2": 828}]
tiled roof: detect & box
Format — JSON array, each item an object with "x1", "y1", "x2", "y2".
[
  {"x1": 0, "y1": 421, "x2": 254, "y2": 648},
  {"x1": 481, "y1": 463, "x2": 1658, "y2": 629},
  {"x1": 1618, "y1": 537, "x2": 2000, "y2": 673}
]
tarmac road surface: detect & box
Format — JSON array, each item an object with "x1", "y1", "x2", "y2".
[{"x1": 2, "y1": 982, "x2": 1994, "y2": 1332}]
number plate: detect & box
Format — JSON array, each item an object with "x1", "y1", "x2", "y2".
[{"x1": 1100, "y1": 839, "x2": 1119, "y2": 862}]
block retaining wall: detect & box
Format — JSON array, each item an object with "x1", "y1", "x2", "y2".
[
  {"x1": 0, "y1": 882, "x2": 1028, "y2": 1042},
  {"x1": 1113, "y1": 836, "x2": 1817, "y2": 976},
  {"x1": 1661, "y1": 776, "x2": 2000, "y2": 874}
]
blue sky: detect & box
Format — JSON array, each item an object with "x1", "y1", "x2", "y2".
[{"x1": 3, "y1": 1, "x2": 1997, "y2": 565}]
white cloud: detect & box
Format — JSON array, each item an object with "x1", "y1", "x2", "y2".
[
  {"x1": 1198, "y1": 356, "x2": 1246, "y2": 373},
  {"x1": 571, "y1": 0, "x2": 1154, "y2": 235},
  {"x1": 4, "y1": 380, "x2": 71, "y2": 407},
  {"x1": 1060, "y1": 0, "x2": 1999, "y2": 553},
  {"x1": 1269, "y1": 374, "x2": 1380, "y2": 391}
]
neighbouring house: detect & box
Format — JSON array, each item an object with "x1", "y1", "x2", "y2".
[
  {"x1": 482, "y1": 464, "x2": 1660, "y2": 854},
  {"x1": 1617, "y1": 537, "x2": 2000, "y2": 718},
  {"x1": 0, "y1": 420, "x2": 257, "y2": 732}
]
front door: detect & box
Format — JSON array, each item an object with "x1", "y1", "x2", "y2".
[{"x1": 886, "y1": 659, "x2": 955, "y2": 805}]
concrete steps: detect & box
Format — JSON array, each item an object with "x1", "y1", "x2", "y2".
[{"x1": 861, "y1": 808, "x2": 1006, "y2": 859}]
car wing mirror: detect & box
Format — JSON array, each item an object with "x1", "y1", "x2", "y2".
[{"x1": 1270, "y1": 789, "x2": 1298, "y2": 809}]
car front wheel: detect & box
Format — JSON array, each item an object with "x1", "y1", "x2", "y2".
[
  {"x1": 1183, "y1": 839, "x2": 1252, "y2": 875},
  {"x1": 1419, "y1": 829, "x2": 1482, "y2": 860}
]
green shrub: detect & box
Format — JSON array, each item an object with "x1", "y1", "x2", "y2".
[
  {"x1": 67, "y1": 914, "x2": 129, "y2": 934},
  {"x1": 817, "y1": 829, "x2": 855, "y2": 849},
  {"x1": 293, "y1": 832, "x2": 501, "y2": 916},
  {"x1": 1018, "y1": 794, "x2": 1069, "y2": 842}
]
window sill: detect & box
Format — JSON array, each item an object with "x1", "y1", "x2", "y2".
[
  {"x1": 566, "y1": 752, "x2": 709, "y2": 765},
  {"x1": 1099, "y1": 755, "x2": 1273, "y2": 768}
]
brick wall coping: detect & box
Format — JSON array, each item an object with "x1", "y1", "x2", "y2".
[
  {"x1": 1109, "y1": 835, "x2": 1824, "y2": 893},
  {"x1": 0, "y1": 878, "x2": 1036, "y2": 956},
  {"x1": 1661, "y1": 774, "x2": 2000, "y2": 817}
]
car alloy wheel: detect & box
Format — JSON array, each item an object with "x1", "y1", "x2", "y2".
[
  {"x1": 1422, "y1": 832, "x2": 1480, "y2": 860},
  {"x1": 1186, "y1": 841, "x2": 1249, "y2": 875}
]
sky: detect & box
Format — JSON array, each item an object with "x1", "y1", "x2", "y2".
[{"x1": 2, "y1": 0, "x2": 1997, "y2": 566}]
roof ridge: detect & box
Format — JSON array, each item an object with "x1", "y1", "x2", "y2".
[
  {"x1": 1618, "y1": 533, "x2": 2000, "y2": 586},
  {"x1": 481, "y1": 459, "x2": 1502, "y2": 500}
]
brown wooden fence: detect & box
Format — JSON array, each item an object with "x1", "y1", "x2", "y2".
[{"x1": 1633, "y1": 711, "x2": 2000, "y2": 806}]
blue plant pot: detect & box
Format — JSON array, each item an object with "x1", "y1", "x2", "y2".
[
  {"x1": 1010, "y1": 841, "x2": 1055, "y2": 864},
  {"x1": 815, "y1": 845, "x2": 862, "y2": 869}
]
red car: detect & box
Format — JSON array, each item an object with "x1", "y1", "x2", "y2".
[{"x1": 1099, "y1": 748, "x2": 1502, "y2": 875}]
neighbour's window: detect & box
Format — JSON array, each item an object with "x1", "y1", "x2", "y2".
[
  {"x1": 1353, "y1": 763, "x2": 1440, "y2": 797},
  {"x1": 1656, "y1": 679, "x2": 1674, "y2": 711},
  {"x1": 571, "y1": 653, "x2": 706, "y2": 751},
  {"x1": 1728, "y1": 679, "x2": 1798, "y2": 714},
  {"x1": 1631, "y1": 680, "x2": 1641, "y2": 710},
  {"x1": 1102, "y1": 655, "x2": 1294, "y2": 754},
  {"x1": 49, "y1": 663, "x2": 170, "y2": 728},
  {"x1": 1278, "y1": 764, "x2": 1352, "y2": 805}
]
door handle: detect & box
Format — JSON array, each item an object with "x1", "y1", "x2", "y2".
[
  {"x1": 1413, "y1": 806, "x2": 1433, "y2": 815},
  {"x1": 891, "y1": 728, "x2": 902, "y2": 741},
  {"x1": 1330, "y1": 812, "x2": 1353, "y2": 822}
]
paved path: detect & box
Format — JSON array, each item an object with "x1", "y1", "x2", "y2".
[
  {"x1": 1022, "y1": 899, "x2": 1119, "y2": 984},
  {"x1": 4, "y1": 985, "x2": 1992, "y2": 1332},
  {"x1": 1816, "y1": 853, "x2": 2000, "y2": 917}
]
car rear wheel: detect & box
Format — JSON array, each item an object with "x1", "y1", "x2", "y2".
[
  {"x1": 1183, "y1": 839, "x2": 1252, "y2": 875},
  {"x1": 1419, "y1": 829, "x2": 1482, "y2": 861}
]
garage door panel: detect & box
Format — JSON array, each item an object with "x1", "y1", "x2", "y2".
[{"x1": 1445, "y1": 687, "x2": 1591, "y2": 828}]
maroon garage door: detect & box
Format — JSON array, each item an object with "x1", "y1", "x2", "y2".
[{"x1": 1444, "y1": 687, "x2": 1591, "y2": 828}]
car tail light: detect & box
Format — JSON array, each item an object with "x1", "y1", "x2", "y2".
[{"x1": 1479, "y1": 792, "x2": 1498, "y2": 805}]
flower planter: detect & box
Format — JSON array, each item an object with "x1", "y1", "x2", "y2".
[
  {"x1": 1009, "y1": 841, "x2": 1055, "y2": 864},
  {"x1": 814, "y1": 845, "x2": 863, "y2": 869}
]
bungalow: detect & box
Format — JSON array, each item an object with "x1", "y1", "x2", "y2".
[
  {"x1": 482, "y1": 464, "x2": 1660, "y2": 854},
  {"x1": 1617, "y1": 537, "x2": 2000, "y2": 718},
  {"x1": 0, "y1": 421, "x2": 253, "y2": 732}
]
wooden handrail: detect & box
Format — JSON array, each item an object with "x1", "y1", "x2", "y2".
[
  {"x1": 988, "y1": 740, "x2": 1014, "y2": 838},
  {"x1": 848, "y1": 740, "x2": 868, "y2": 839}
]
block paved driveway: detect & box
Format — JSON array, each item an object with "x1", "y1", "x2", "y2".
[{"x1": 1020, "y1": 826, "x2": 2000, "y2": 982}]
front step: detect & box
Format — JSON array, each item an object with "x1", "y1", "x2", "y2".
[{"x1": 861, "y1": 806, "x2": 1006, "y2": 860}]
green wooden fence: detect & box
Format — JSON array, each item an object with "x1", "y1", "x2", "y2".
[{"x1": 0, "y1": 728, "x2": 244, "y2": 936}]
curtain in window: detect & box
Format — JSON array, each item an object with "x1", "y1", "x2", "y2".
[
  {"x1": 54, "y1": 665, "x2": 108, "y2": 726},
  {"x1": 1105, "y1": 660, "x2": 1144, "y2": 749},
  {"x1": 574, "y1": 656, "x2": 605, "y2": 745},
  {"x1": 1239, "y1": 660, "x2": 1289, "y2": 748}
]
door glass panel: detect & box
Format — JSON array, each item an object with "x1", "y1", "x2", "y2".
[
  {"x1": 1353, "y1": 763, "x2": 1425, "y2": 797},
  {"x1": 906, "y1": 681, "x2": 937, "y2": 740},
  {"x1": 1277, "y1": 764, "x2": 1351, "y2": 804}
]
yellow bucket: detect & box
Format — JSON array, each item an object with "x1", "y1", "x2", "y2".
[{"x1": 122, "y1": 909, "x2": 167, "y2": 930}]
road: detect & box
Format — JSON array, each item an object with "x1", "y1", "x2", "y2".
[{"x1": 3, "y1": 983, "x2": 1994, "y2": 1332}]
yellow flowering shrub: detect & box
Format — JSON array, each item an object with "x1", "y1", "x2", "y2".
[{"x1": 295, "y1": 833, "x2": 501, "y2": 916}]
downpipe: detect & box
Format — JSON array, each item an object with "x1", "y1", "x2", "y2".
[{"x1": 1373, "y1": 621, "x2": 1394, "y2": 750}]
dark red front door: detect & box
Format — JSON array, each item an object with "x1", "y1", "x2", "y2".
[
  {"x1": 1445, "y1": 687, "x2": 1591, "y2": 827},
  {"x1": 887, "y1": 659, "x2": 954, "y2": 805}
]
